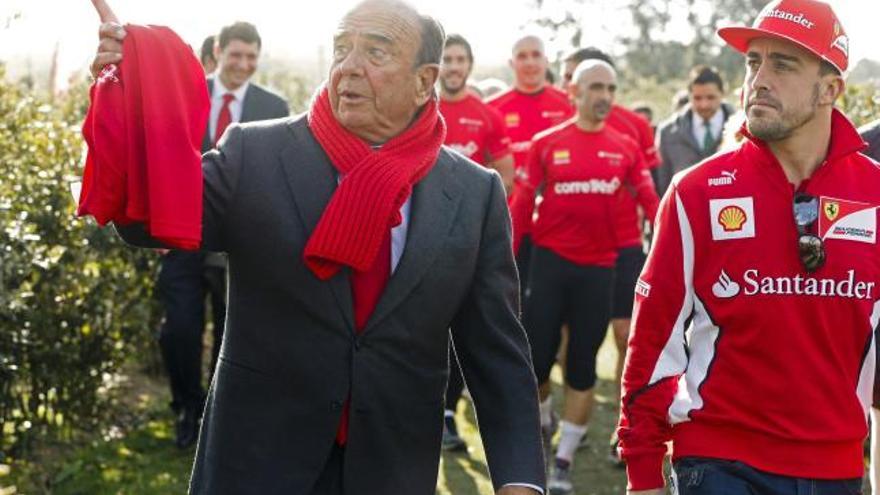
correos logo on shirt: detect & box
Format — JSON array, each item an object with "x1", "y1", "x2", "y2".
[
  {"x1": 554, "y1": 178, "x2": 621, "y2": 195},
  {"x1": 712, "y1": 269, "x2": 876, "y2": 300}
]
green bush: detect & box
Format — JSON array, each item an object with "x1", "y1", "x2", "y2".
[
  {"x1": 0, "y1": 67, "x2": 161, "y2": 459},
  {"x1": 840, "y1": 83, "x2": 880, "y2": 129}
]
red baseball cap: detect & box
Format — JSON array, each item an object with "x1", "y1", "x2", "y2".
[{"x1": 718, "y1": 0, "x2": 849, "y2": 73}]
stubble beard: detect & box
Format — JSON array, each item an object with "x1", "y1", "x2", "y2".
[{"x1": 748, "y1": 83, "x2": 820, "y2": 142}]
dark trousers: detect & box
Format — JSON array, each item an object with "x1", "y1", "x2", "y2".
[
  {"x1": 157, "y1": 251, "x2": 227, "y2": 413},
  {"x1": 523, "y1": 246, "x2": 613, "y2": 391},
  {"x1": 310, "y1": 444, "x2": 344, "y2": 495},
  {"x1": 672, "y1": 457, "x2": 863, "y2": 495}
]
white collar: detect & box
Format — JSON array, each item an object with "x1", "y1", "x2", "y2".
[
  {"x1": 212, "y1": 74, "x2": 250, "y2": 102},
  {"x1": 691, "y1": 106, "x2": 724, "y2": 131}
]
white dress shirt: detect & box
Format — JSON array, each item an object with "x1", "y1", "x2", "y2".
[
  {"x1": 691, "y1": 106, "x2": 725, "y2": 149},
  {"x1": 208, "y1": 76, "x2": 250, "y2": 141}
]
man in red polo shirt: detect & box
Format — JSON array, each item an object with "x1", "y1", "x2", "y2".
[
  {"x1": 440, "y1": 34, "x2": 513, "y2": 191},
  {"x1": 487, "y1": 34, "x2": 574, "y2": 305},
  {"x1": 620, "y1": 1, "x2": 879, "y2": 494}
]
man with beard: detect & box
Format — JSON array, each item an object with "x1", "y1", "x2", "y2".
[
  {"x1": 619, "y1": 1, "x2": 879, "y2": 494},
  {"x1": 89, "y1": 0, "x2": 544, "y2": 493},
  {"x1": 511, "y1": 60, "x2": 658, "y2": 495},
  {"x1": 487, "y1": 34, "x2": 574, "y2": 311},
  {"x1": 439, "y1": 34, "x2": 514, "y2": 191},
  {"x1": 438, "y1": 33, "x2": 514, "y2": 452}
]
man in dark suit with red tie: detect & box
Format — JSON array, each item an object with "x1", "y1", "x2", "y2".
[
  {"x1": 91, "y1": 0, "x2": 543, "y2": 493},
  {"x1": 158, "y1": 20, "x2": 289, "y2": 449}
]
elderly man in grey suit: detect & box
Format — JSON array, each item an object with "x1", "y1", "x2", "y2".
[
  {"x1": 90, "y1": 0, "x2": 544, "y2": 494},
  {"x1": 156, "y1": 19, "x2": 289, "y2": 450}
]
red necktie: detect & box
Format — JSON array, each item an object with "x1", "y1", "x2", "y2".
[
  {"x1": 213, "y1": 93, "x2": 235, "y2": 145},
  {"x1": 336, "y1": 230, "x2": 392, "y2": 445}
]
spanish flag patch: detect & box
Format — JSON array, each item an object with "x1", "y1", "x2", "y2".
[{"x1": 553, "y1": 149, "x2": 571, "y2": 165}]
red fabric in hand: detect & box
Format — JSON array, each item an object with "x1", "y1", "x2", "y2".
[{"x1": 78, "y1": 24, "x2": 209, "y2": 250}]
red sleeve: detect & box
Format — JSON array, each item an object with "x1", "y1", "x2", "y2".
[
  {"x1": 626, "y1": 150, "x2": 660, "y2": 224},
  {"x1": 617, "y1": 184, "x2": 692, "y2": 490},
  {"x1": 484, "y1": 105, "x2": 512, "y2": 161},
  {"x1": 509, "y1": 138, "x2": 544, "y2": 253},
  {"x1": 634, "y1": 112, "x2": 660, "y2": 170}
]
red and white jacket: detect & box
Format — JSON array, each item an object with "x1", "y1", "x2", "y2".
[{"x1": 619, "y1": 110, "x2": 880, "y2": 490}]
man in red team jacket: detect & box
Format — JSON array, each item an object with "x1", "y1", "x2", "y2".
[{"x1": 619, "y1": 1, "x2": 878, "y2": 494}]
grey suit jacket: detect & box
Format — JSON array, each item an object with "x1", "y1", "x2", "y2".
[
  {"x1": 655, "y1": 102, "x2": 734, "y2": 196},
  {"x1": 118, "y1": 115, "x2": 545, "y2": 494},
  {"x1": 859, "y1": 119, "x2": 880, "y2": 162}
]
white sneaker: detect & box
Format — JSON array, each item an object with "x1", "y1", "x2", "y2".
[{"x1": 548, "y1": 459, "x2": 574, "y2": 495}]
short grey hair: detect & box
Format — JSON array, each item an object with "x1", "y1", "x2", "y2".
[{"x1": 415, "y1": 12, "x2": 445, "y2": 66}]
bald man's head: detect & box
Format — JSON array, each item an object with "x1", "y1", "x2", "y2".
[
  {"x1": 569, "y1": 60, "x2": 617, "y2": 125},
  {"x1": 509, "y1": 34, "x2": 548, "y2": 93}
]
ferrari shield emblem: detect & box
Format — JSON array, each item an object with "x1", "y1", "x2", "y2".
[{"x1": 824, "y1": 201, "x2": 840, "y2": 222}]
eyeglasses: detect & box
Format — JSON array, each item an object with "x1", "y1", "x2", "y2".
[{"x1": 792, "y1": 193, "x2": 825, "y2": 272}]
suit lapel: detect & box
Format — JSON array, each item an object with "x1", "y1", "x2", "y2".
[
  {"x1": 202, "y1": 78, "x2": 215, "y2": 152},
  {"x1": 240, "y1": 85, "x2": 255, "y2": 123},
  {"x1": 682, "y1": 110, "x2": 703, "y2": 154},
  {"x1": 364, "y1": 157, "x2": 461, "y2": 334},
  {"x1": 278, "y1": 121, "x2": 355, "y2": 332}
]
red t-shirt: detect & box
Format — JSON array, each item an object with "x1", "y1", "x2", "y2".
[
  {"x1": 510, "y1": 121, "x2": 659, "y2": 267},
  {"x1": 486, "y1": 85, "x2": 574, "y2": 171},
  {"x1": 607, "y1": 105, "x2": 660, "y2": 249},
  {"x1": 440, "y1": 92, "x2": 511, "y2": 166},
  {"x1": 487, "y1": 85, "x2": 574, "y2": 234}
]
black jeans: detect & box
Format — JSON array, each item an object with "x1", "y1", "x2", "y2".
[{"x1": 672, "y1": 457, "x2": 863, "y2": 495}]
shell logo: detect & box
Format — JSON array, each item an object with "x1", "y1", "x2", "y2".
[{"x1": 718, "y1": 205, "x2": 747, "y2": 232}]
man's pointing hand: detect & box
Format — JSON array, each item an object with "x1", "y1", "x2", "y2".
[{"x1": 89, "y1": 0, "x2": 126, "y2": 79}]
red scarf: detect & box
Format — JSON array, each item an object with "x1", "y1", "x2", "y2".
[{"x1": 304, "y1": 86, "x2": 446, "y2": 280}]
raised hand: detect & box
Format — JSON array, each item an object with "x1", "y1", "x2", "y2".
[{"x1": 88, "y1": 0, "x2": 126, "y2": 79}]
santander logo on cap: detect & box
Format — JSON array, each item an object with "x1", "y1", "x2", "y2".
[
  {"x1": 761, "y1": 9, "x2": 815, "y2": 29},
  {"x1": 717, "y1": 0, "x2": 848, "y2": 73}
]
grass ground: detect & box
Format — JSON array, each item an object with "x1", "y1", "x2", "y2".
[
  {"x1": 6, "y1": 332, "x2": 639, "y2": 494},
  {"x1": 7, "y1": 328, "x2": 876, "y2": 494},
  {"x1": 8, "y1": 332, "x2": 626, "y2": 494},
  {"x1": 437, "y1": 330, "x2": 627, "y2": 495}
]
